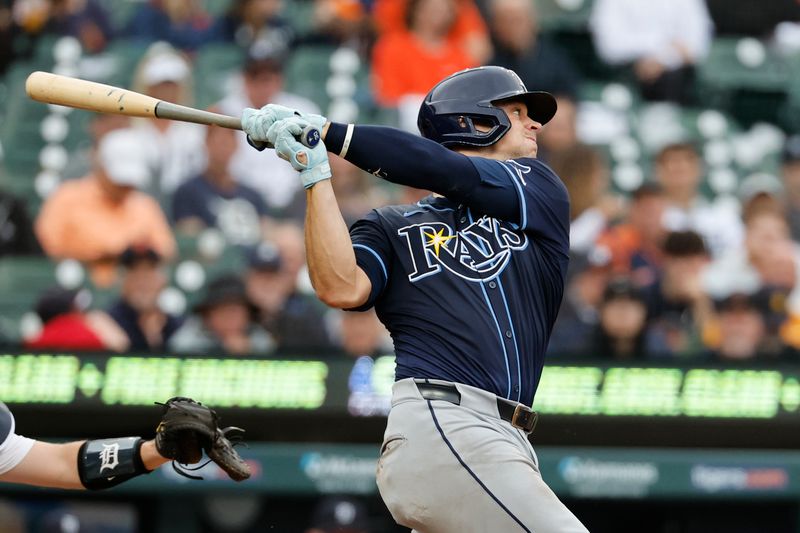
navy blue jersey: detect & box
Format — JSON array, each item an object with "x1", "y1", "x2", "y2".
[{"x1": 349, "y1": 157, "x2": 569, "y2": 405}]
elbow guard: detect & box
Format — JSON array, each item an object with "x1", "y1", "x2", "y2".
[{"x1": 78, "y1": 437, "x2": 150, "y2": 490}]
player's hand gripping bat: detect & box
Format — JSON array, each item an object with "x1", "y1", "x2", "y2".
[{"x1": 25, "y1": 71, "x2": 320, "y2": 149}]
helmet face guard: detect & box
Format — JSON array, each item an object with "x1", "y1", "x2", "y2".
[{"x1": 417, "y1": 66, "x2": 558, "y2": 148}]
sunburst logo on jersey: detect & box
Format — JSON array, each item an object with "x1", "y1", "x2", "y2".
[{"x1": 424, "y1": 228, "x2": 456, "y2": 257}]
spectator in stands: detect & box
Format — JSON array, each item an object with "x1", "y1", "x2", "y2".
[
  {"x1": 0, "y1": 4, "x2": 18, "y2": 76},
  {"x1": 172, "y1": 123, "x2": 272, "y2": 246},
  {"x1": 47, "y1": 0, "x2": 113, "y2": 54},
  {"x1": 169, "y1": 273, "x2": 273, "y2": 355},
  {"x1": 548, "y1": 249, "x2": 613, "y2": 356},
  {"x1": 24, "y1": 286, "x2": 125, "y2": 351},
  {"x1": 217, "y1": 42, "x2": 320, "y2": 216},
  {"x1": 488, "y1": 0, "x2": 580, "y2": 99},
  {"x1": 371, "y1": 0, "x2": 477, "y2": 128},
  {"x1": 0, "y1": 189, "x2": 40, "y2": 257},
  {"x1": 644, "y1": 230, "x2": 714, "y2": 358},
  {"x1": 589, "y1": 0, "x2": 713, "y2": 103},
  {"x1": 330, "y1": 155, "x2": 390, "y2": 227},
  {"x1": 62, "y1": 113, "x2": 130, "y2": 180},
  {"x1": 127, "y1": 0, "x2": 213, "y2": 51},
  {"x1": 372, "y1": 0, "x2": 491, "y2": 64},
  {"x1": 739, "y1": 172, "x2": 785, "y2": 224},
  {"x1": 210, "y1": 0, "x2": 293, "y2": 50},
  {"x1": 704, "y1": 208, "x2": 799, "y2": 350},
  {"x1": 596, "y1": 182, "x2": 668, "y2": 287},
  {"x1": 105, "y1": 245, "x2": 183, "y2": 352},
  {"x1": 307, "y1": 495, "x2": 371, "y2": 533},
  {"x1": 594, "y1": 277, "x2": 649, "y2": 360},
  {"x1": 130, "y1": 44, "x2": 206, "y2": 196},
  {"x1": 336, "y1": 309, "x2": 390, "y2": 358},
  {"x1": 706, "y1": 209, "x2": 798, "y2": 297},
  {"x1": 0, "y1": 499, "x2": 25, "y2": 532},
  {"x1": 270, "y1": 222, "x2": 309, "y2": 288},
  {"x1": 35, "y1": 128, "x2": 176, "y2": 288},
  {"x1": 311, "y1": 0, "x2": 370, "y2": 47},
  {"x1": 655, "y1": 142, "x2": 743, "y2": 257},
  {"x1": 534, "y1": 95, "x2": 578, "y2": 164},
  {"x1": 708, "y1": 291, "x2": 770, "y2": 361},
  {"x1": 245, "y1": 238, "x2": 334, "y2": 352},
  {"x1": 548, "y1": 143, "x2": 624, "y2": 254},
  {"x1": 780, "y1": 135, "x2": 800, "y2": 240}
]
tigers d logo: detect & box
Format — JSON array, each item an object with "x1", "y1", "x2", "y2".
[{"x1": 398, "y1": 216, "x2": 528, "y2": 282}]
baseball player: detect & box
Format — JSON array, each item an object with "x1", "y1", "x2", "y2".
[
  {"x1": 242, "y1": 66, "x2": 587, "y2": 532},
  {"x1": 0, "y1": 398, "x2": 250, "y2": 489}
]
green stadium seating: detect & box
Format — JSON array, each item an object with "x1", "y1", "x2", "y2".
[
  {"x1": 696, "y1": 37, "x2": 791, "y2": 126},
  {"x1": 698, "y1": 38, "x2": 790, "y2": 93},
  {"x1": 99, "y1": 39, "x2": 150, "y2": 89},
  {"x1": 285, "y1": 45, "x2": 337, "y2": 111},
  {"x1": 0, "y1": 256, "x2": 57, "y2": 341},
  {"x1": 193, "y1": 43, "x2": 244, "y2": 109},
  {"x1": 281, "y1": 0, "x2": 318, "y2": 37},
  {"x1": 536, "y1": 0, "x2": 595, "y2": 31}
]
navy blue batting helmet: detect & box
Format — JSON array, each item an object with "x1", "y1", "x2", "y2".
[{"x1": 417, "y1": 66, "x2": 557, "y2": 148}]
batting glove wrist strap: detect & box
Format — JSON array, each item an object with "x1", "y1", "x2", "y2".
[
  {"x1": 78, "y1": 437, "x2": 148, "y2": 490},
  {"x1": 301, "y1": 161, "x2": 332, "y2": 189}
]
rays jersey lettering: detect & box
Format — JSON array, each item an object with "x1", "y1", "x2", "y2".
[{"x1": 398, "y1": 215, "x2": 528, "y2": 282}]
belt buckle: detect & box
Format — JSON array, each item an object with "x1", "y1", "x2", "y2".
[{"x1": 512, "y1": 404, "x2": 538, "y2": 433}]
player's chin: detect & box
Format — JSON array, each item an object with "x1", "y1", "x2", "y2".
[{"x1": 524, "y1": 138, "x2": 538, "y2": 158}]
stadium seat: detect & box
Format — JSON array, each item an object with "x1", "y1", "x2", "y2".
[
  {"x1": 193, "y1": 43, "x2": 244, "y2": 109},
  {"x1": 698, "y1": 37, "x2": 790, "y2": 93},
  {"x1": 96, "y1": 0, "x2": 141, "y2": 33},
  {"x1": 281, "y1": 0, "x2": 318, "y2": 37},
  {"x1": 536, "y1": 0, "x2": 595, "y2": 32},
  {"x1": 0, "y1": 256, "x2": 58, "y2": 341},
  {"x1": 285, "y1": 45, "x2": 337, "y2": 111},
  {"x1": 98, "y1": 39, "x2": 150, "y2": 89}
]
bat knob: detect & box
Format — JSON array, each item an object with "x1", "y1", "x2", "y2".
[{"x1": 301, "y1": 126, "x2": 321, "y2": 148}]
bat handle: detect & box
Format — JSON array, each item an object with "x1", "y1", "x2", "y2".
[{"x1": 247, "y1": 125, "x2": 321, "y2": 151}]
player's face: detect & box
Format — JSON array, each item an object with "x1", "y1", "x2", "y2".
[{"x1": 487, "y1": 100, "x2": 542, "y2": 159}]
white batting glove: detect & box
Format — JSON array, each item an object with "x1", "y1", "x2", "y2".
[
  {"x1": 241, "y1": 104, "x2": 327, "y2": 143},
  {"x1": 268, "y1": 117, "x2": 331, "y2": 189}
]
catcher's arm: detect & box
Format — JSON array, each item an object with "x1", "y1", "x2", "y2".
[
  {"x1": 0, "y1": 397, "x2": 250, "y2": 489},
  {"x1": 0, "y1": 439, "x2": 168, "y2": 490}
]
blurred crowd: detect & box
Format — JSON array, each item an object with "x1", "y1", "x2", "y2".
[{"x1": 1, "y1": 0, "x2": 800, "y2": 364}]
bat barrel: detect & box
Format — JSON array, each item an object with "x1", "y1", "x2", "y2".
[{"x1": 25, "y1": 71, "x2": 160, "y2": 117}]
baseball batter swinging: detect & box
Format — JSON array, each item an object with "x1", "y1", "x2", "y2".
[{"x1": 242, "y1": 66, "x2": 588, "y2": 532}]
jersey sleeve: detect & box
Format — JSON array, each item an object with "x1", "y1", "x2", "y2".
[
  {"x1": 468, "y1": 157, "x2": 570, "y2": 252},
  {"x1": 0, "y1": 403, "x2": 35, "y2": 475},
  {"x1": 348, "y1": 210, "x2": 393, "y2": 311}
]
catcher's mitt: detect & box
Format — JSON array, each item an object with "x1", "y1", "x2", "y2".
[{"x1": 154, "y1": 397, "x2": 251, "y2": 482}]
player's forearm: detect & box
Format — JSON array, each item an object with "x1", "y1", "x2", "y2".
[
  {"x1": 1, "y1": 439, "x2": 167, "y2": 490},
  {"x1": 1, "y1": 441, "x2": 85, "y2": 489},
  {"x1": 324, "y1": 123, "x2": 481, "y2": 195},
  {"x1": 305, "y1": 180, "x2": 368, "y2": 308}
]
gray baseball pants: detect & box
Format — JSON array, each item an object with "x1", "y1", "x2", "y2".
[{"x1": 376, "y1": 378, "x2": 589, "y2": 533}]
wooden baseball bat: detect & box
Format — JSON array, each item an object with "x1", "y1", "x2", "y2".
[
  {"x1": 25, "y1": 71, "x2": 320, "y2": 149},
  {"x1": 25, "y1": 71, "x2": 242, "y2": 129}
]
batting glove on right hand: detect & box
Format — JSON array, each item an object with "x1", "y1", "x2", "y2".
[
  {"x1": 267, "y1": 116, "x2": 331, "y2": 189},
  {"x1": 241, "y1": 104, "x2": 327, "y2": 144}
]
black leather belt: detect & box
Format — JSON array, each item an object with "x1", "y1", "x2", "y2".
[{"x1": 414, "y1": 380, "x2": 538, "y2": 434}]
